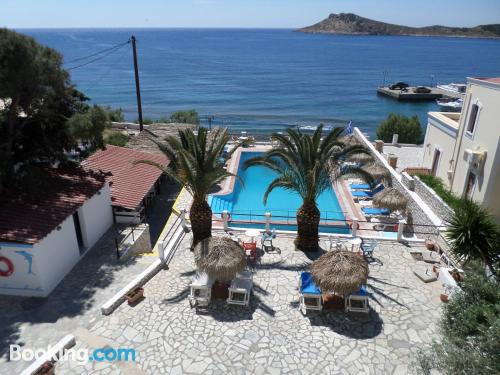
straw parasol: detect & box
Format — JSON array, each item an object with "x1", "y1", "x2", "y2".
[
  {"x1": 194, "y1": 237, "x2": 246, "y2": 281},
  {"x1": 361, "y1": 162, "x2": 391, "y2": 182},
  {"x1": 347, "y1": 152, "x2": 373, "y2": 165},
  {"x1": 373, "y1": 187, "x2": 409, "y2": 213},
  {"x1": 310, "y1": 251, "x2": 369, "y2": 295},
  {"x1": 339, "y1": 134, "x2": 360, "y2": 147}
]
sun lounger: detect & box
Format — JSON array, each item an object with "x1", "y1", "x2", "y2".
[
  {"x1": 345, "y1": 285, "x2": 369, "y2": 313},
  {"x1": 227, "y1": 277, "x2": 253, "y2": 306},
  {"x1": 350, "y1": 181, "x2": 380, "y2": 190},
  {"x1": 299, "y1": 272, "x2": 322, "y2": 312},
  {"x1": 351, "y1": 184, "x2": 385, "y2": 199},
  {"x1": 360, "y1": 240, "x2": 377, "y2": 258},
  {"x1": 189, "y1": 272, "x2": 215, "y2": 307},
  {"x1": 362, "y1": 207, "x2": 390, "y2": 216}
]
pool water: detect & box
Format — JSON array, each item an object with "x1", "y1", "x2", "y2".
[{"x1": 209, "y1": 151, "x2": 349, "y2": 233}]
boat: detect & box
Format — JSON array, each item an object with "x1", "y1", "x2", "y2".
[
  {"x1": 436, "y1": 98, "x2": 463, "y2": 111},
  {"x1": 437, "y1": 83, "x2": 467, "y2": 95}
]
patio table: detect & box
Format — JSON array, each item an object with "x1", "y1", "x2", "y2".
[{"x1": 347, "y1": 237, "x2": 362, "y2": 252}]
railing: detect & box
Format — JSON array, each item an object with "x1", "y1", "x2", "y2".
[{"x1": 157, "y1": 210, "x2": 189, "y2": 264}]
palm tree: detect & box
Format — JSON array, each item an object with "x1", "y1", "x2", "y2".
[
  {"x1": 446, "y1": 199, "x2": 499, "y2": 276},
  {"x1": 138, "y1": 127, "x2": 246, "y2": 247},
  {"x1": 244, "y1": 126, "x2": 373, "y2": 252}
]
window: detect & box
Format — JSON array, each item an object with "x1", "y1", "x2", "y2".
[
  {"x1": 464, "y1": 171, "x2": 476, "y2": 199},
  {"x1": 466, "y1": 103, "x2": 480, "y2": 134}
]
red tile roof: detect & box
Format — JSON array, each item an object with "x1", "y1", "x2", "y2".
[
  {"x1": 0, "y1": 169, "x2": 106, "y2": 245},
  {"x1": 81, "y1": 145, "x2": 168, "y2": 210}
]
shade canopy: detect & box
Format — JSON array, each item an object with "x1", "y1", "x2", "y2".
[
  {"x1": 194, "y1": 236, "x2": 247, "y2": 281},
  {"x1": 361, "y1": 162, "x2": 391, "y2": 182},
  {"x1": 310, "y1": 251, "x2": 369, "y2": 295},
  {"x1": 339, "y1": 135, "x2": 360, "y2": 147},
  {"x1": 373, "y1": 187, "x2": 409, "y2": 212},
  {"x1": 347, "y1": 152, "x2": 374, "y2": 165}
]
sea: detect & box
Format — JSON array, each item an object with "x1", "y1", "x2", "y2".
[{"x1": 22, "y1": 28, "x2": 500, "y2": 137}]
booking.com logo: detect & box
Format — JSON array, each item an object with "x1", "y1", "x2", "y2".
[{"x1": 10, "y1": 345, "x2": 136, "y2": 364}]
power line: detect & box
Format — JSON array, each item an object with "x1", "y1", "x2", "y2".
[
  {"x1": 67, "y1": 41, "x2": 130, "y2": 71},
  {"x1": 64, "y1": 40, "x2": 130, "y2": 64}
]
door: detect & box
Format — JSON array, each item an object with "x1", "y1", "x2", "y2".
[
  {"x1": 73, "y1": 212, "x2": 85, "y2": 253},
  {"x1": 430, "y1": 149, "x2": 441, "y2": 177}
]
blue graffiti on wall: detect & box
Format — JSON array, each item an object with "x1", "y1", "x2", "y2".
[{"x1": 15, "y1": 251, "x2": 35, "y2": 275}]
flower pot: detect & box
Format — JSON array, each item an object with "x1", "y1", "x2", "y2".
[
  {"x1": 425, "y1": 239, "x2": 435, "y2": 251},
  {"x1": 34, "y1": 361, "x2": 55, "y2": 375},
  {"x1": 440, "y1": 293, "x2": 449, "y2": 303},
  {"x1": 126, "y1": 287, "x2": 144, "y2": 305}
]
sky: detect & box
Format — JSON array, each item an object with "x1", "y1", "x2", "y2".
[{"x1": 2, "y1": 0, "x2": 500, "y2": 29}]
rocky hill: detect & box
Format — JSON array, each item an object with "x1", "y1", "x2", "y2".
[{"x1": 298, "y1": 13, "x2": 500, "y2": 39}]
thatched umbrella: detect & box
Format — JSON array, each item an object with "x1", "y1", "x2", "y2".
[
  {"x1": 347, "y1": 152, "x2": 373, "y2": 165},
  {"x1": 373, "y1": 187, "x2": 408, "y2": 213},
  {"x1": 361, "y1": 162, "x2": 391, "y2": 182},
  {"x1": 339, "y1": 134, "x2": 360, "y2": 147},
  {"x1": 310, "y1": 251, "x2": 369, "y2": 295},
  {"x1": 194, "y1": 237, "x2": 246, "y2": 281}
]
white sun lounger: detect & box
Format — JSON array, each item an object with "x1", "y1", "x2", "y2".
[
  {"x1": 189, "y1": 272, "x2": 215, "y2": 307},
  {"x1": 227, "y1": 277, "x2": 253, "y2": 306}
]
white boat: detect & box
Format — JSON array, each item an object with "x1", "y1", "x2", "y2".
[
  {"x1": 437, "y1": 83, "x2": 467, "y2": 95},
  {"x1": 436, "y1": 98, "x2": 463, "y2": 111}
]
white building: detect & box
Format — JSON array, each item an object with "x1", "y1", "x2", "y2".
[
  {"x1": 0, "y1": 169, "x2": 113, "y2": 297},
  {"x1": 422, "y1": 77, "x2": 500, "y2": 220}
]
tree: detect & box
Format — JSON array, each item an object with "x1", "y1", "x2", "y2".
[
  {"x1": 67, "y1": 105, "x2": 109, "y2": 152},
  {"x1": 417, "y1": 262, "x2": 500, "y2": 375},
  {"x1": 170, "y1": 110, "x2": 200, "y2": 125},
  {"x1": 244, "y1": 126, "x2": 373, "y2": 252},
  {"x1": 0, "y1": 28, "x2": 86, "y2": 194},
  {"x1": 138, "y1": 127, "x2": 246, "y2": 247},
  {"x1": 376, "y1": 113, "x2": 423, "y2": 144},
  {"x1": 446, "y1": 199, "x2": 499, "y2": 276}
]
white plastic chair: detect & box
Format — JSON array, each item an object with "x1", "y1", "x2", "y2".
[{"x1": 227, "y1": 277, "x2": 252, "y2": 306}]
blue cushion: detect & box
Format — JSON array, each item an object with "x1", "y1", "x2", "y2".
[
  {"x1": 362, "y1": 207, "x2": 390, "y2": 215},
  {"x1": 353, "y1": 285, "x2": 369, "y2": 296},
  {"x1": 300, "y1": 272, "x2": 321, "y2": 295},
  {"x1": 352, "y1": 190, "x2": 373, "y2": 197}
]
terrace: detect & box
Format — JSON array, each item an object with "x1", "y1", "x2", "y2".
[{"x1": 55, "y1": 231, "x2": 441, "y2": 374}]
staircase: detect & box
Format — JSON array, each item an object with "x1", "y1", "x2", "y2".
[{"x1": 209, "y1": 196, "x2": 233, "y2": 215}]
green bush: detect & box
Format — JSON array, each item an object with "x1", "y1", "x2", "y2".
[
  {"x1": 417, "y1": 263, "x2": 500, "y2": 375},
  {"x1": 376, "y1": 113, "x2": 423, "y2": 144},
  {"x1": 416, "y1": 174, "x2": 463, "y2": 211},
  {"x1": 169, "y1": 110, "x2": 199, "y2": 125},
  {"x1": 103, "y1": 106, "x2": 124, "y2": 122},
  {"x1": 104, "y1": 132, "x2": 130, "y2": 147}
]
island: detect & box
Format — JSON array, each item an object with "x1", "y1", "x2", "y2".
[{"x1": 298, "y1": 13, "x2": 500, "y2": 39}]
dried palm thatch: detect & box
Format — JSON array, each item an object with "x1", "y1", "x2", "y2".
[
  {"x1": 361, "y1": 162, "x2": 390, "y2": 182},
  {"x1": 310, "y1": 251, "x2": 369, "y2": 295},
  {"x1": 339, "y1": 134, "x2": 360, "y2": 147},
  {"x1": 373, "y1": 187, "x2": 408, "y2": 213},
  {"x1": 347, "y1": 152, "x2": 374, "y2": 165},
  {"x1": 194, "y1": 236, "x2": 246, "y2": 281}
]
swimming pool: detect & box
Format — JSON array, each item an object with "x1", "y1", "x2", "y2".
[{"x1": 208, "y1": 151, "x2": 349, "y2": 234}]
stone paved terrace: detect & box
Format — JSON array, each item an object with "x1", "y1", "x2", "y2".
[
  {"x1": 381, "y1": 144, "x2": 424, "y2": 173},
  {"x1": 55, "y1": 232, "x2": 442, "y2": 375}
]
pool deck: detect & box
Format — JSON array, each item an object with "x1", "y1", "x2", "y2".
[{"x1": 54, "y1": 231, "x2": 442, "y2": 374}]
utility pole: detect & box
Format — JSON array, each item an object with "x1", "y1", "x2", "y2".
[
  {"x1": 130, "y1": 36, "x2": 144, "y2": 131},
  {"x1": 208, "y1": 115, "x2": 214, "y2": 131}
]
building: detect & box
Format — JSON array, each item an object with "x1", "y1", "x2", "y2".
[
  {"x1": 422, "y1": 77, "x2": 500, "y2": 219},
  {"x1": 0, "y1": 169, "x2": 113, "y2": 297},
  {"x1": 81, "y1": 145, "x2": 169, "y2": 223}
]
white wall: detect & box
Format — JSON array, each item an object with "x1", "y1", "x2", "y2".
[{"x1": 78, "y1": 183, "x2": 113, "y2": 249}]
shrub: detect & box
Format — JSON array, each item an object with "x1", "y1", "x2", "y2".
[
  {"x1": 376, "y1": 113, "x2": 423, "y2": 144},
  {"x1": 104, "y1": 132, "x2": 130, "y2": 147},
  {"x1": 416, "y1": 174, "x2": 463, "y2": 211},
  {"x1": 417, "y1": 263, "x2": 500, "y2": 375},
  {"x1": 103, "y1": 106, "x2": 124, "y2": 122},
  {"x1": 169, "y1": 110, "x2": 199, "y2": 125}
]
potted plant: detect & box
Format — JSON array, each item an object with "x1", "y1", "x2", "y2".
[
  {"x1": 126, "y1": 287, "x2": 144, "y2": 305},
  {"x1": 425, "y1": 238, "x2": 436, "y2": 251},
  {"x1": 34, "y1": 361, "x2": 55, "y2": 375}
]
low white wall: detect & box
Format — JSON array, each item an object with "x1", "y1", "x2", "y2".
[{"x1": 79, "y1": 184, "x2": 113, "y2": 248}]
